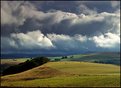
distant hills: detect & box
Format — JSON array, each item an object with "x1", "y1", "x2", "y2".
[
  {"x1": 49, "y1": 52, "x2": 120, "y2": 65},
  {"x1": 1, "y1": 52, "x2": 120, "y2": 65}
]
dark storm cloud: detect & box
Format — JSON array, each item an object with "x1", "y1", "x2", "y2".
[
  {"x1": 1, "y1": 1, "x2": 119, "y2": 36},
  {"x1": 30, "y1": 1, "x2": 115, "y2": 13},
  {"x1": 1, "y1": 1, "x2": 120, "y2": 54}
]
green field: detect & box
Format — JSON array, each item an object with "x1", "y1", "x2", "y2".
[
  {"x1": 1, "y1": 61, "x2": 120, "y2": 87},
  {"x1": 49, "y1": 52, "x2": 120, "y2": 65}
]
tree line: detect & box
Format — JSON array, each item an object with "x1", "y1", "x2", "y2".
[{"x1": 2, "y1": 57, "x2": 50, "y2": 76}]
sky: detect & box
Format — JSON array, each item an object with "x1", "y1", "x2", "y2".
[{"x1": 1, "y1": 1, "x2": 120, "y2": 55}]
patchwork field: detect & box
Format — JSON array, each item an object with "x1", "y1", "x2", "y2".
[{"x1": 1, "y1": 61, "x2": 120, "y2": 87}]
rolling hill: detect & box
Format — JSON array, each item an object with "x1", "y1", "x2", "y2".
[
  {"x1": 1, "y1": 61, "x2": 120, "y2": 87},
  {"x1": 49, "y1": 52, "x2": 120, "y2": 65}
]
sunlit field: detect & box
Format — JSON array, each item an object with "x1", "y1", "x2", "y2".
[{"x1": 1, "y1": 61, "x2": 120, "y2": 87}]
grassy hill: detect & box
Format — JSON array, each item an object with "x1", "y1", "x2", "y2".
[
  {"x1": 1, "y1": 61, "x2": 120, "y2": 87},
  {"x1": 49, "y1": 52, "x2": 120, "y2": 65}
]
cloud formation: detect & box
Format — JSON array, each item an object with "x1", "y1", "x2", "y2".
[{"x1": 1, "y1": 1, "x2": 120, "y2": 55}]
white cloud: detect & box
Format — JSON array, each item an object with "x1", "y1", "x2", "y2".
[
  {"x1": 1, "y1": 30, "x2": 120, "y2": 53},
  {"x1": 10, "y1": 30, "x2": 54, "y2": 49},
  {"x1": 47, "y1": 33, "x2": 88, "y2": 51},
  {"x1": 91, "y1": 33, "x2": 120, "y2": 48},
  {"x1": 47, "y1": 32, "x2": 120, "y2": 50},
  {"x1": 99, "y1": 12, "x2": 120, "y2": 35},
  {"x1": 1, "y1": 1, "x2": 39, "y2": 25}
]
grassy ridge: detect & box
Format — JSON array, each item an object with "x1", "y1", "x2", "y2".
[
  {"x1": 1, "y1": 61, "x2": 120, "y2": 87},
  {"x1": 42, "y1": 62, "x2": 120, "y2": 75}
]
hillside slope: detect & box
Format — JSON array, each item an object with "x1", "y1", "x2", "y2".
[
  {"x1": 1, "y1": 61, "x2": 120, "y2": 87},
  {"x1": 50, "y1": 52, "x2": 120, "y2": 65},
  {"x1": 1, "y1": 59, "x2": 28, "y2": 74}
]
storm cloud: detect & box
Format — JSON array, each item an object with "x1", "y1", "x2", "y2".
[{"x1": 1, "y1": 1, "x2": 120, "y2": 55}]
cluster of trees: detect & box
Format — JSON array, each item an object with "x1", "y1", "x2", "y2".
[
  {"x1": 53, "y1": 56, "x2": 74, "y2": 61},
  {"x1": 2, "y1": 57, "x2": 50, "y2": 76},
  {"x1": 93, "y1": 60, "x2": 119, "y2": 65},
  {"x1": 54, "y1": 59, "x2": 60, "y2": 61},
  {"x1": 93, "y1": 61, "x2": 105, "y2": 63},
  {"x1": 61, "y1": 56, "x2": 68, "y2": 59}
]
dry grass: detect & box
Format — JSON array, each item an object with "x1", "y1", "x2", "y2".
[
  {"x1": 1, "y1": 61, "x2": 120, "y2": 87},
  {"x1": 43, "y1": 61, "x2": 120, "y2": 75},
  {"x1": 1, "y1": 66, "x2": 64, "y2": 81}
]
